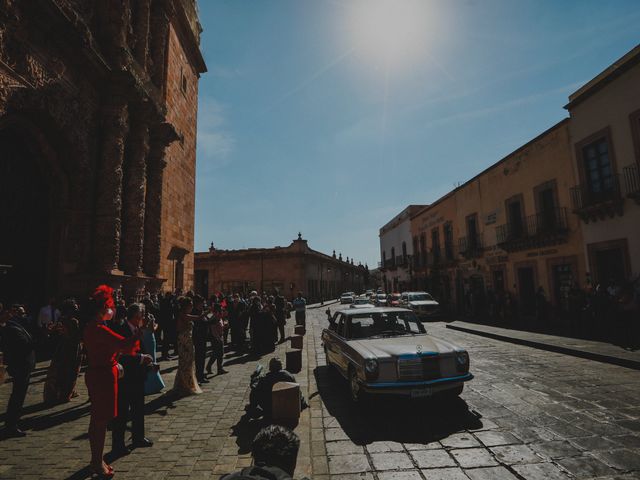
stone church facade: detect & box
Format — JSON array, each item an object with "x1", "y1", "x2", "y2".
[{"x1": 0, "y1": 0, "x2": 206, "y2": 307}]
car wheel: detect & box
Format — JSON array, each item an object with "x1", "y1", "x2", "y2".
[{"x1": 348, "y1": 366, "x2": 364, "y2": 403}]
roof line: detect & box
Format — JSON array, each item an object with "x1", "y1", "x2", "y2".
[{"x1": 410, "y1": 118, "x2": 569, "y2": 220}]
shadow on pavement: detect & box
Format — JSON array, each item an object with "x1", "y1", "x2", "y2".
[
  {"x1": 230, "y1": 415, "x2": 270, "y2": 455},
  {"x1": 144, "y1": 391, "x2": 178, "y2": 416},
  {"x1": 21, "y1": 401, "x2": 91, "y2": 432},
  {"x1": 313, "y1": 365, "x2": 482, "y2": 445}
]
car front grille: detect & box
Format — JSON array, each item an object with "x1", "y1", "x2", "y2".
[{"x1": 398, "y1": 357, "x2": 441, "y2": 381}]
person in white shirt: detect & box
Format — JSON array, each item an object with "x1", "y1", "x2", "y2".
[
  {"x1": 292, "y1": 292, "x2": 307, "y2": 327},
  {"x1": 37, "y1": 298, "x2": 60, "y2": 329}
]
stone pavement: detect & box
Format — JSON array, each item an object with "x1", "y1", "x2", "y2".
[
  {"x1": 446, "y1": 321, "x2": 640, "y2": 370},
  {"x1": 1, "y1": 306, "x2": 640, "y2": 479}
]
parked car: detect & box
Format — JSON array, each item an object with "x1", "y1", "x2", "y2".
[
  {"x1": 401, "y1": 291, "x2": 441, "y2": 320},
  {"x1": 365, "y1": 290, "x2": 374, "y2": 298},
  {"x1": 388, "y1": 292, "x2": 402, "y2": 306},
  {"x1": 350, "y1": 298, "x2": 371, "y2": 309},
  {"x1": 374, "y1": 293, "x2": 388, "y2": 306},
  {"x1": 340, "y1": 293, "x2": 355, "y2": 304},
  {"x1": 322, "y1": 307, "x2": 472, "y2": 402}
]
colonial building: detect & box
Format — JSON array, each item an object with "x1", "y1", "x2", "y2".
[
  {"x1": 0, "y1": 0, "x2": 206, "y2": 307},
  {"x1": 194, "y1": 235, "x2": 368, "y2": 302},
  {"x1": 378, "y1": 205, "x2": 426, "y2": 293},
  {"x1": 566, "y1": 44, "x2": 640, "y2": 285},
  {"x1": 409, "y1": 120, "x2": 586, "y2": 318}
]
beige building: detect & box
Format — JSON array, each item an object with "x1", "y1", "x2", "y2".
[
  {"x1": 194, "y1": 235, "x2": 368, "y2": 302},
  {"x1": 565, "y1": 44, "x2": 640, "y2": 286},
  {"x1": 409, "y1": 120, "x2": 586, "y2": 318}
]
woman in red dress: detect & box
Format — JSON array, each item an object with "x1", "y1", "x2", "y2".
[{"x1": 83, "y1": 286, "x2": 141, "y2": 477}]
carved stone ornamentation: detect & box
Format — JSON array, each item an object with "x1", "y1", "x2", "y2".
[
  {"x1": 120, "y1": 107, "x2": 150, "y2": 275},
  {"x1": 94, "y1": 95, "x2": 129, "y2": 273}
]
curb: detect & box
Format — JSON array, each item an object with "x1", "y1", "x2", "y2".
[{"x1": 446, "y1": 324, "x2": 640, "y2": 371}]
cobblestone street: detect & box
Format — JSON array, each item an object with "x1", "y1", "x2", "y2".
[{"x1": 2, "y1": 306, "x2": 640, "y2": 480}]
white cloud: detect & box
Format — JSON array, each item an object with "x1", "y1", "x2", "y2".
[{"x1": 197, "y1": 97, "x2": 236, "y2": 170}]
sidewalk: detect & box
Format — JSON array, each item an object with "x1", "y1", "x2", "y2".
[{"x1": 446, "y1": 321, "x2": 640, "y2": 370}]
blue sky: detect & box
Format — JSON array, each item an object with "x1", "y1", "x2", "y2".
[{"x1": 194, "y1": 0, "x2": 640, "y2": 267}]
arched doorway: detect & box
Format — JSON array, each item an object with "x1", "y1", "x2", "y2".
[{"x1": 0, "y1": 124, "x2": 60, "y2": 312}]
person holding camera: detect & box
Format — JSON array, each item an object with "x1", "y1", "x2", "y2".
[
  {"x1": 141, "y1": 310, "x2": 165, "y2": 396},
  {"x1": 110, "y1": 303, "x2": 154, "y2": 455}
]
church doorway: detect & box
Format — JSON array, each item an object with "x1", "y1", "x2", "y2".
[{"x1": 0, "y1": 125, "x2": 58, "y2": 312}]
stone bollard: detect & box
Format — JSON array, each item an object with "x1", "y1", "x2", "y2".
[
  {"x1": 286, "y1": 348, "x2": 302, "y2": 374},
  {"x1": 294, "y1": 325, "x2": 306, "y2": 336},
  {"x1": 290, "y1": 334, "x2": 303, "y2": 350},
  {"x1": 272, "y1": 381, "x2": 301, "y2": 427}
]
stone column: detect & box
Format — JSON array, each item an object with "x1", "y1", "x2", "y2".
[
  {"x1": 149, "y1": 0, "x2": 170, "y2": 88},
  {"x1": 120, "y1": 108, "x2": 149, "y2": 275},
  {"x1": 133, "y1": 0, "x2": 152, "y2": 68},
  {"x1": 93, "y1": 96, "x2": 129, "y2": 273},
  {"x1": 143, "y1": 122, "x2": 178, "y2": 278}
]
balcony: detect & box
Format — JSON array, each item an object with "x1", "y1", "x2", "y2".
[
  {"x1": 496, "y1": 207, "x2": 569, "y2": 252},
  {"x1": 458, "y1": 234, "x2": 483, "y2": 259},
  {"x1": 624, "y1": 164, "x2": 640, "y2": 204},
  {"x1": 570, "y1": 175, "x2": 624, "y2": 222}
]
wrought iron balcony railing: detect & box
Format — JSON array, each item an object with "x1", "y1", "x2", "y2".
[
  {"x1": 458, "y1": 233, "x2": 483, "y2": 259},
  {"x1": 571, "y1": 175, "x2": 621, "y2": 209},
  {"x1": 496, "y1": 207, "x2": 568, "y2": 251},
  {"x1": 624, "y1": 164, "x2": 640, "y2": 203}
]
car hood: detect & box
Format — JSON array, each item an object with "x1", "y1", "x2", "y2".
[
  {"x1": 348, "y1": 334, "x2": 457, "y2": 359},
  {"x1": 409, "y1": 300, "x2": 439, "y2": 307}
]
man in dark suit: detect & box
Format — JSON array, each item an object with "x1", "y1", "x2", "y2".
[
  {"x1": 0, "y1": 305, "x2": 36, "y2": 437},
  {"x1": 110, "y1": 303, "x2": 154, "y2": 454}
]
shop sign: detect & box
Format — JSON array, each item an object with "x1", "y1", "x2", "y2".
[{"x1": 484, "y1": 208, "x2": 500, "y2": 225}]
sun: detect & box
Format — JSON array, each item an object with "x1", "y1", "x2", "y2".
[{"x1": 347, "y1": 0, "x2": 433, "y2": 72}]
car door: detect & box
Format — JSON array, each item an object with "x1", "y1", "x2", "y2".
[
  {"x1": 332, "y1": 314, "x2": 350, "y2": 376},
  {"x1": 324, "y1": 313, "x2": 345, "y2": 371}
]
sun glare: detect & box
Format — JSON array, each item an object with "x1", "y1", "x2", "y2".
[{"x1": 347, "y1": 0, "x2": 432, "y2": 71}]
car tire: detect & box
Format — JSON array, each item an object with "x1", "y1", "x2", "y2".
[{"x1": 348, "y1": 366, "x2": 365, "y2": 403}]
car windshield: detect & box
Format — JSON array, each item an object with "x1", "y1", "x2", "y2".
[
  {"x1": 390, "y1": 294, "x2": 401, "y2": 300},
  {"x1": 377, "y1": 294, "x2": 386, "y2": 300},
  {"x1": 409, "y1": 293, "x2": 434, "y2": 301},
  {"x1": 341, "y1": 294, "x2": 351, "y2": 298},
  {"x1": 354, "y1": 298, "x2": 369, "y2": 304},
  {"x1": 348, "y1": 311, "x2": 425, "y2": 339}
]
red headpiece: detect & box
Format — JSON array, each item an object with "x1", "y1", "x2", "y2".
[{"x1": 91, "y1": 284, "x2": 115, "y2": 309}]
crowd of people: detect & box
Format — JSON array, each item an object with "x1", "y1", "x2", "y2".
[
  {"x1": 467, "y1": 276, "x2": 640, "y2": 348},
  {"x1": 0, "y1": 285, "x2": 308, "y2": 478}
]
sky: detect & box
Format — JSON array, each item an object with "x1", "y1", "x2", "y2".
[{"x1": 193, "y1": 0, "x2": 640, "y2": 268}]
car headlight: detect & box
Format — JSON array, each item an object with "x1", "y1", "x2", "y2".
[
  {"x1": 455, "y1": 351, "x2": 469, "y2": 372},
  {"x1": 364, "y1": 358, "x2": 379, "y2": 380}
]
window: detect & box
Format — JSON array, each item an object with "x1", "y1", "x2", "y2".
[
  {"x1": 420, "y1": 234, "x2": 426, "y2": 266},
  {"x1": 583, "y1": 137, "x2": 614, "y2": 195},
  {"x1": 465, "y1": 214, "x2": 478, "y2": 250},
  {"x1": 536, "y1": 182, "x2": 557, "y2": 232},
  {"x1": 402, "y1": 241, "x2": 407, "y2": 263},
  {"x1": 382, "y1": 250, "x2": 386, "y2": 267},
  {"x1": 431, "y1": 228, "x2": 440, "y2": 263},
  {"x1": 347, "y1": 311, "x2": 425, "y2": 340},
  {"x1": 180, "y1": 68, "x2": 188, "y2": 94},
  {"x1": 391, "y1": 247, "x2": 396, "y2": 266},
  {"x1": 444, "y1": 222, "x2": 454, "y2": 260},
  {"x1": 505, "y1": 195, "x2": 524, "y2": 239}
]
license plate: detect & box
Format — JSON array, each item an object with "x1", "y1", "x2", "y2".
[{"x1": 411, "y1": 388, "x2": 432, "y2": 398}]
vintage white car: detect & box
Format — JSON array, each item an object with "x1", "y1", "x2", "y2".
[
  {"x1": 322, "y1": 307, "x2": 472, "y2": 402},
  {"x1": 401, "y1": 291, "x2": 441, "y2": 320}
]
